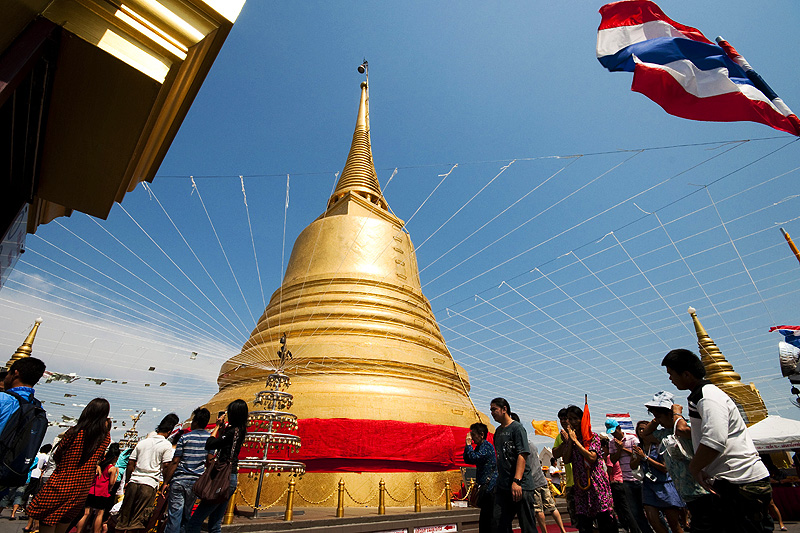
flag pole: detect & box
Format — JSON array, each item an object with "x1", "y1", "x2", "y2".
[
  {"x1": 780, "y1": 227, "x2": 800, "y2": 266},
  {"x1": 715, "y1": 36, "x2": 800, "y2": 134}
]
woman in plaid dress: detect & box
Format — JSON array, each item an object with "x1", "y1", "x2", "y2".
[{"x1": 27, "y1": 398, "x2": 112, "y2": 533}]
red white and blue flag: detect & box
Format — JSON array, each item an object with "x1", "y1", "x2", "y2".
[
  {"x1": 597, "y1": 0, "x2": 800, "y2": 135},
  {"x1": 770, "y1": 325, "x2": 800, "y2": 349}
]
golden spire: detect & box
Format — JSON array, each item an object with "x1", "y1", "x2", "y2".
[
  {"x1": 687, "y1": 306, "x2": 767, "y2": 424},
  {"x1": 4, "y1": 317, "x2": 43, "y2": 371},
  {"x1": 327, "y1": 81, "x2": 387, "y2": 211}
]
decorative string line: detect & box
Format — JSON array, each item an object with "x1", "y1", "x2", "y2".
[
  {"x1": 534, "y1": 266, "x2": 661, "y2": 373},
  {"x1": 567, "y1": 249, "x2": 673, "y2": 350},
  {"x1": 403, "y1": 163, "x2": 458, "y2": 229},
  {"x1": 435, "y1": 193, "x2": 800, "y2": 360},
  {"x1": 278, "y1": 174, "x2": 290, "y2": 335},
  {"x1": 188, "y1": 178, "x2": 257, "y2": 326},
  {"x1": 705, "y1": 187, "x2": 777, "y2": 329},
  {"x1": 416, "y1": 160, "x2": 517, "y2": 251},
  {"x1": 235, "y1": 486, "x2": 287, "y2": 511},
  {"x1": 455, "y1": 201, "x2": 800, "y2": 336},
  {"x1": 240, "y1": 176, "x2": 267, "y2": 310},
  {"x1": 286, "y1": 172, "x2": 340, "y2": 328},
  {"x1": 118, "y1": 204, "x2": 247, "y2": 339},
  {"x1": 295, "y1": 487, "x2": 337, "y2": 505},
  {"x1": 423, "y1": 150, "x2": 642, "y2": 289},
  {"x1": 15, "y1": 258, "x2": 232, "y2": 357},
  {"x1": 82, "y1": 215, "x2": 243, "y2": 345},
  {"x1": 442, "y1": 308, "x2": 608, "y2": 397},
  {"x1": 31, "y1": 231, "x2": 239, "y2": 349},
  {"x1": 283, "y1": 154, "x2": 638, "y2": 378},
  {"x1": 499, "y1": 280, "x2": 653, "y2": 389},
  {"x1": 151, "y1": 134, "x2": 787, "y2": 180},
  {"x1": 9, "y1": 137, "x2": 796, "y2": 416},
  {"x1": 0, "y1": 285, "x2": 237, "y2": 366},
  {"x1": 25, "y1": 197, "x2": 792, "y2": 402},
  {"x1": 420, "y1": 157, "x2": 580, "y2": 274},
  {"x1": 344, "y1": 485, "x2": 377, "y2": 506},
  {"x1": 40, "y1": 136, "x2": 764, "y2": 374},
  {"x1": 471, "y1": 294, "x2": 627, "y2": 389},
  {"x1": 139, "y1": 183, "x2": 250, "y2": 336},
  {"x1": 427, "y1": 138, "x2": 788, "y2": 306}
]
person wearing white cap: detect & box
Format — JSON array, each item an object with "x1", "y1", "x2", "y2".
[
  {"x1": 640, "y1": 391, "x2": 712, "y2": 532},
  {"x1": 662, "y1": 348, "x2": 772, "y2": 533}
]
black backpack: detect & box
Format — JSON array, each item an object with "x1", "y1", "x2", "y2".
[{"x1": 0, "y1": 391, "x2": 47, "y2": 486}]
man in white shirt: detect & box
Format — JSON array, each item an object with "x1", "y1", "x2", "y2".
[
  {"x1": 116, "y1": 414, "x2": 179, "y2": 532},
  {"x1": 662, "y1": 348, "x2": 772, "y2": 533}
]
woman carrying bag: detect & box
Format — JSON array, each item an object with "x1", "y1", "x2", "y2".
[{"x1": 186, "y1": 399, "x2": 248, "y2": 533}]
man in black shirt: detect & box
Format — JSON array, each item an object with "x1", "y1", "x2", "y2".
[{"x1": 490, "y1": 397, "x2": 538, "y2": 532}]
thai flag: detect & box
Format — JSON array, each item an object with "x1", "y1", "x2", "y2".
[
  {"x1": 606, "y1": 413, "x2": 635, "y2": 434},
  {"x1": 597, "y1": 0, "x2": 800, "y2": 135},
  {"x1": 770, "y1": 325, "x2": 800, "y2": 349}
]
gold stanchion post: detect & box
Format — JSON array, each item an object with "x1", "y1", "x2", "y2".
[
  {"x1": 445, "y1": 480, "x2": 451, "y2": 510},
  {"x1": 284, "y1": 478, "x2": 296, "y2": 521},
  {"x1": 378, "y1": 479, "x2": 386, "y2": 515},
  {"x1": 336, "y1": 479, "x2": 345, "y2": 518},
  {"x1": 414, "y1": 480, "x2": 421, "y2": 512},
  {"x1": 222, "y1": 491, "x2": 237, "y2": 525}
]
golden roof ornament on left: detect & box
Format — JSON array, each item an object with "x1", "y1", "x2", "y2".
[{"x1": 3, "y1": 318, "x2": 43, "y2": 372}]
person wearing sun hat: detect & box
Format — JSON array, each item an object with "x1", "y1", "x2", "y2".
[
  {"x1": 606, "y1": 418, "x2": 650, "y2": 533},
  {"x1": 639, "y1": 391, "x2": 711, "y2": 532}
]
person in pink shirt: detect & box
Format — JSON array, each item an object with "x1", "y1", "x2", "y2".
[
  {"x1": 601, "y1": 436, "x2": 625, "y2": 531},
  {"x1": 607, "y1": 419, "x2": 652, "y2": 533}
]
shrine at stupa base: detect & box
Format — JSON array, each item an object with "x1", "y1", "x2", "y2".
[{"x1": 203, "y1": 80, "x2": 490, "y2": 508}]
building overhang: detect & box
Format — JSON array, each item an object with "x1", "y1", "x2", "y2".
[{"x1": 1, "y1": 0, "x2": 245, "y2": 235}]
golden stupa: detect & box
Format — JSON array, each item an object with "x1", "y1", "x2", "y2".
[
  {"x1": 3, "y1": 317, "x2": 43, "y2": 371},
  {"x1": 688, "y1": 306, "x2": 767, "y2": 425},
  {"x1": 205, "y1": 81, "x2": 489, "y2": 507}
]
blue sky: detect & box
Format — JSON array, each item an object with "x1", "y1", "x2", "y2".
[{"x1": 2, "y1": 1, "x2": 800, "y2": 444}]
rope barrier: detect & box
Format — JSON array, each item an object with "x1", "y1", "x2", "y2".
[
  {"x1": 235, "y1": 487, "x2": 288, "y2": 511},
  {"x1": 419, "y1": 485, "x2": 446, "y2": 503},
  {"x1": 384, "y1": 486, "x2": 415, "y2": 503},
  {"x1": 344, "y1": 485, "x2": 377, "y2": 506},
  {"x1": 295, "y1": 487, "x2": 338, "y2": 505}
]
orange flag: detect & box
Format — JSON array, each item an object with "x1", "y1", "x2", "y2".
[
  {"x1": 582, "y1": 394, "x2": 592, "y2": 447},
  {"x1": 531, "y1": 420, "x2": 559, "y2": 439}
]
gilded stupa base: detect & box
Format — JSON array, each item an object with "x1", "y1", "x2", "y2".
[{"x1": 234, "y1": 470, "x2": 462, "y2": 509}]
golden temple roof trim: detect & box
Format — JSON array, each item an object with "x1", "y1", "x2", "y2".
[{"x1": 327, "y1": 82, "x2": 387, "y2": 211}]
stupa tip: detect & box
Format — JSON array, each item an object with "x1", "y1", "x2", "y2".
[
  {"x1": 35, "y1": 317, "x2": 43, "y2": 324},
  {"x1": 687, "y1": 306, "x2": 696, "y2": 314}
]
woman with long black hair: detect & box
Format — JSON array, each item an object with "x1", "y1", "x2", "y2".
[
  {"x1": 186, "y1": 399, "x2": 248, "y2": 533},
  {"x1": 27, "y1": 398, "x2": 112, "y2": 533}
]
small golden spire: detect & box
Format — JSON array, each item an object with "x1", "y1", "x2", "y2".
[
  {"x1": 687, "y1": 306, "x2": 767, "y2": 424},
  {"x1": 687, "y1": 306, "x2": 742, "y2": 383},
  {"x1": 4, "y1": 317, "x2": 43, "y2": 371},
  {"x1": 327, "y1": 81, "x2": 387, "y2": 210}
]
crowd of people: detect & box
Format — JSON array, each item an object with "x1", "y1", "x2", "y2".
[
  {"x1": 0, "y1": 344, "x2": 788, "y2": 533},
  {"x1": 0, "y1": 356, "x2": 248, "y2": 533},
  {"x1": 463, "y1": 349, "x2": 782, "y2": 533}
]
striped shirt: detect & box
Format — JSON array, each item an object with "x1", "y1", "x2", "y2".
[{"x1": 172, "y1": 429, "x2": 211, "y2": 480}]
